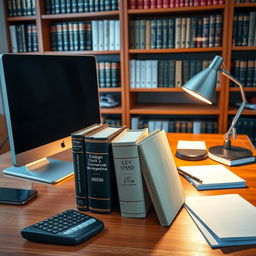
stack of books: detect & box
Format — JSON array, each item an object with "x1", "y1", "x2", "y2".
[
  {"x1": 130, "y1": 59, "x2": 220, "y2": 88},
  {"x1": 128, "y1": 0, "x2": 225, "y2": 9},
  {"x1": 7, "y1": 0, "x2": 36, "y2": 16},
  {"x1": 233, "y1": 12, "x2": 256, "y2": 47},
  {"x1": 131, "y1": 117, "x2": 218, "y2": 134},
  {"x1": 231, "y1": 59, "x2": 256, "y2": 87},
  {"x1": 9, "y1": 24, "x2": 38, "y2": 53},
  {"x1": 130, "y1": 15, "x2": 223, "y2": 49},
  {"x1": 185, "y1": 194, "x2": 256, "y2": 247},
  {"x1": 50, "y1": 20, "x2": 120, "y2": 51},
  {"x1": 72, "y1": 124, "x2": 185, "y2": 226},
  {"x1": 97, "y1": 61, "x2": 120, "y2": 88},
  {"x1": 45, "y1": 0, "x2": 119, "y2": 14}
]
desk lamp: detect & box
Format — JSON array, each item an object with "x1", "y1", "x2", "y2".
[{"x1": 182, "y1": 55, "x2": 253, "y2": 165}]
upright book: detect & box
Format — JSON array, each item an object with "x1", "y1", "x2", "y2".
[
  {"x1": 85, "y1": 126, "x2": 126, "y2": 213},
  {"x1": 71, "y1": 123, "x2": 107, "y2": 211},
  {"x1": 138, "y1": 130, "x2": 185, "y2": 226},
  {"x1": 112, "y1": 128, "x2": 151, "y2": 218}
]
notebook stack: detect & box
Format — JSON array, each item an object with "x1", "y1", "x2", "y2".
[{"x1": 185, "y1": 194, "x2": 256, "y2": 248}]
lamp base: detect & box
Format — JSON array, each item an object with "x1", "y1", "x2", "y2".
[{"x1": 208, "y1": 145, "x2": 255, "y2": 166}]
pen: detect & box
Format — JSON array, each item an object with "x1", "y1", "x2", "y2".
[{"x1": 177, "y1": 167, "x2": 203, "y2": 184}]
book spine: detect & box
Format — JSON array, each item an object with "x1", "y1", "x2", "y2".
[
  {"x1": 72, "y1": 135, "x2": 88, "y2": 211},
  {"x1": 150, "y1": 19, "x2": 157, "y2": 49},
  {"x1": 139, "y1": 20, "x2": 146, "y2": 49},
  {"x1": 168, "y1": 18, "x2": 175, "y2": 49},
  {"x1": 175, "y1": 17, "x2": 181, "y2": 48},
  {"x1": 242, "y1": 13, "x2": 249, "y2": 46},
  {"x1": 86, "y1": 139, "x2": 118, "y2": 213},
  {"x1": 202, "y1": 16, "x2": 209, "y2": 48},
  {"x1": 50, "y1": 25, "x2": 57, "y2": 51},
  {"x1": 112, "y1": 142, "x2": 150, "y2": 218},
  {"x1": 26, "y1": 24, "x2": 32, "y2": 52}
]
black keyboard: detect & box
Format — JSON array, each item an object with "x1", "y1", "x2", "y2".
[{"x1": 21, "y1": 209, "x2": 104, "y2": 245}]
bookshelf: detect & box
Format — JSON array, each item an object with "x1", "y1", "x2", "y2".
[{"x1": 3, "y1": 0, "x2": 256, "y2": 144}]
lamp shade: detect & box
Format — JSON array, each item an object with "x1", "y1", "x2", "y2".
[{"x1": 182, "y1": 56, "x2": 223, "y2": 104}]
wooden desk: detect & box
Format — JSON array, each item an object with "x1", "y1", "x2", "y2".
[{"x1": 0, "y1": 133, "x2": 256, "y2": 256}]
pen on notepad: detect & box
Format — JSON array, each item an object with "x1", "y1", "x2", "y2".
[{"x1": 177, "y1": 167, "x2": 203, "y2": 184}]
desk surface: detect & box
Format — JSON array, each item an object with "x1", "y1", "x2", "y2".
[{"x1": 0, "y1": 133, "x2": 256, "y2": 256}]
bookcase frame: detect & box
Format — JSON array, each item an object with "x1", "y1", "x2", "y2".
[{"x1": 3, "y1": 0, "x2": 256, "y2": 135}]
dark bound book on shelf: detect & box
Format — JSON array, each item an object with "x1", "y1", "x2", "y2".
[{"x1": 85, "y1": 126, "x2": 126, "y2": 213}]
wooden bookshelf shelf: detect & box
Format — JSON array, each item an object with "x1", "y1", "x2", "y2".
[
  {"x1": 99, "y1": 88, "x2": 122, "y2": 92},
  {"x1": 101, "y1": 107, "x2": 122, "y2": 114},
  {"x1": 130, "y1": 104, "x2": 219, "y2": 115},
  {"x1": 129, "y1": 47, "x2": 223, "y2": 54},
  {"x1": 41, "y1": 10, "x2": 120, "y2": 20},
  {"x1": 234, "y1": 3, "x2": 256, "y2": 8},
  {"x1": 7, "y1": 16, "x2": 36, "y2": 21},
  {"x1": 228, "y1": 108, "x2": 256, "y2": 116},
  {"x1": 130, "y1": 88, "x2": 221, "y2": 92},
  {"x1": 232, "y1": 46, "x2": 256, "y2": 51},
  {"x1": 44, "y1": 50, "x2": 120, "y2": 55},
  {"x1": 128, "y1": 5, "x2": 225, "y2": 15},
  {"x1": 230, "y1": 88, "x2": 256, "y2": 92}
]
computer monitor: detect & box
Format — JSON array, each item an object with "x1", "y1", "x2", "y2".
[{"x1": 0, "y1": 54, "x2": 101, "y2": 183}]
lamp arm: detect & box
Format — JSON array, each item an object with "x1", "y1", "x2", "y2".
[{"x1": 220, "y1": 68, "x2": 247, "y2": 149}]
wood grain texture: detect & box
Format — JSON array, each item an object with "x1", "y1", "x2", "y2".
[{"x1": 0, "y1": 133, "x2": 256, "y2": 256}]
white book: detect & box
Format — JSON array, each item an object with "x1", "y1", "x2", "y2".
[
  {"x1": 98, "y1": 20, "x2": 104, "y2": 51},
  {"x1": 112, "y1": 129, "x2": 151, "y2": 218},
  {"x1": 162, "y1": 120, "x2": 169, "y2": 132},
  {"x1": 185, "y1": 17, "x2": 191, "y2": 48},
  {"x1": 138, "y1": 130, "x2": 185, "y2": 226},
  {"x1": 154, "y1": 121, "x2": 162, "y2": 130},
  {"x1": 103, "y1": 20, "x2": 109, "y2": 51},
  {"x1": 140, "y1": 61, "x2": 147, "y2": 88},
  {"x1": 114, "y1": 20, "x2": 120, "y2": 50},
  {"x1": 9, "y1": 25, "x2": 18, "y2": 53},
  {"x1": 109, "y1": 20, "x2": 115, "y2": 50},
  {"x1": 147, "y1": 120, "x2": 155, "y2": 133},
  {"x1": 151, "y1": 60, "x2": 158, "y2": 88},
  {"x1": 135, "y1": 60, "x2": 141, "y2": 88},
  {"x1": 129, "y1": 60, "x2": 136, "y2": 88},
  {"x1": 185, "y1": 194, "x2": 256, "y2": 247},
  {"x1": 193, "y1": 120, "x2": 201, "y2": 134},
  {"x1": 146, "y1": 60, "x2": 152, "y2": 88},
  {"x1": 131, "y1": 116, "x2": 139, "y2": 129},
  {"x1": 91, "y1": 20, "x2": 99, "y2": 51},
  {"x1": 177, "y1": 165, "x2": 246, "y2": 190}
]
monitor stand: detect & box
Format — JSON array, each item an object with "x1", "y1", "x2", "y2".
[{"x1": 3, "y1": 158, "x2": 74, "y2": 184}]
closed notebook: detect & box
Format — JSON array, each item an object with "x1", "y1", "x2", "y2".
[
  {"x1": 178, "y1": 165, "x2": 246, "y2": 190},
  {"x1": 138, "y1": 130, "x2": 185, "y2": 226},
  {"x1": 185, "y1": 194, "x2": 256, "y2": 248}
]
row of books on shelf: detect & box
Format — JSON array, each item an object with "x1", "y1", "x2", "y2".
[
  {"x1": 102, "y1": 116, "x2": 122, "y2": 127},
  {"x1": 50, "y1": 20, "x2": 120, "y2": 52},
  {"x1": 231, "y1": 60, "x2": 256, "y2": 87},
  {"x1": 72, "y1": 124, "x2": 184, "y2": 226},
  {"x1": 9, "y1": 24, "x2": 38, "y2": 53},
  {"x1": 45, "y1": 0, "x2": 119, "y2": 14},
  {"x1": 130, "y1": 15, "x2": 223, "y2": 49},
  {"x1": 128, "y1": 0, "x2": 224, "y2": 9},
  {"x1": 233, "y1": 12, "x2": 256, "y2": 47},
  {"x1": 7, "y1": 0, "x2": 35, "y2": 16},
  {"x1": 232, "y1": 117, "x2": 256, "y2": 146},
  {"x1": 131, "y1": 117, "x2": 218, "y2": 133},
  {"x1": 129, "y1": 59, "x2": 218, "y2": 88},
  {"x1": 97, "y1": 61, "x2": 120, "y2": 88}
]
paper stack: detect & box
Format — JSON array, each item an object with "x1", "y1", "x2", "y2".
[{"x1": 185, "y1": 194, "x2": 256, "y2": 248}]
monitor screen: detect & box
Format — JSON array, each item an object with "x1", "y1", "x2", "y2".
[{"x1": 0, "y1": 54, "x2": 101, "y2": 165}]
